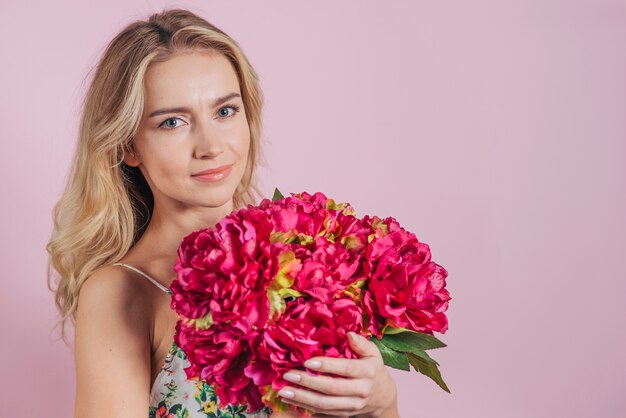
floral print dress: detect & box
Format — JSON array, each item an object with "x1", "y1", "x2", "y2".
[{"x1": 113, "y1": 263, "x2": 273, "y2": 418}]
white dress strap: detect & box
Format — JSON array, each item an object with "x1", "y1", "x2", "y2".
[{"x1": 112, "y1": 262, "x2": 172, "y2": 295}]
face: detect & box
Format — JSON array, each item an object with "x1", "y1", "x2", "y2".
[{"x1": 125, "y1": 50, "x2": 250, "y2": 215}]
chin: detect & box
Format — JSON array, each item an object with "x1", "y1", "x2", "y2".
[{"x1": 199, "y1": 185, "x2": 238, "y2": 207}]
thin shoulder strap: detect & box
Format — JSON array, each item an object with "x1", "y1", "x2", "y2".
[{"x1": 112, "y1": 263, "x2": 172, "y2": 296}]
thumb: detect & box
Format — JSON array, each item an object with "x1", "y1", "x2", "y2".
[{"x1": 348, "y1": 331, "x2": 381, "y2": 359}]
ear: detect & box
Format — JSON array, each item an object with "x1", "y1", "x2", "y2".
[{"x1": 123, "y1": 145, "x2": 141, "y2": 167}]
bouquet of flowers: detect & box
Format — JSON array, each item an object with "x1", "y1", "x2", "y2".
[{"x1": 170, "y1": 189, "x2": 451, "y2": 416}]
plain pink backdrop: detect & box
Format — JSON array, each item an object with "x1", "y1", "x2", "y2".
[{"x1": 1, "y1": 1, "x2": 625, "y2": 417}]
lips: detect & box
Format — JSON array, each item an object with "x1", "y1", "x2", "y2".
[{"x1": 191, "y1": 164, "x2": 233, "y2": 177}]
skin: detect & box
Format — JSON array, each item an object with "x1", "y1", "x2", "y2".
[{"x1": 74, "y1": 50, "x2": 398, "y2": 418}]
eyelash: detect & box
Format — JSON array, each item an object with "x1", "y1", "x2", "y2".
[{"x1": 158, "y1": 104, "x2": 241, "y2": 129}]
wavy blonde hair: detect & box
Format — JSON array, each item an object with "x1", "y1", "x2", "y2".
[{"x1": 46, "y1": 8, "x2": 266, "y2": 346}]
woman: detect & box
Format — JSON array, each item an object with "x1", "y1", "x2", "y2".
[{"x1": 47, "y1": 8, "x2": 399, "y2": 418}]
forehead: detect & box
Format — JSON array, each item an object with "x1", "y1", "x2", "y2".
[{"x1": 143, "y1": 50, "x2": 240, "y2": 108}]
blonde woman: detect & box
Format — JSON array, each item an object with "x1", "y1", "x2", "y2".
[{"x1": 47, "y1": 8, "x2": 399, "y2": 418}]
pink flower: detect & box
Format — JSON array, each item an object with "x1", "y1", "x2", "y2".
[
  {"x1": 363, "y1": 226, "x2": 451, "y2": 337},
  {"x1": 258, "y1": 191, "x2": 359, "y2": 242},
  {"x1": 291, "y1": 239, "x2": 365, "y2": 303},
  {"x1": 259, "y1": 192, "x2": 329, "y2": 237},
  {"x1": 174, "y1": 320, "x2": 265, "y2": 412},
  {"x1": 244, "y1": 297, "x2": 363, "y2": 393},
  {"x1": 168, "y1": 190, "x2": 451, "y2": 411},
  {"x1": 171, "y1": 209, "x2": 286, "y2": 334}
]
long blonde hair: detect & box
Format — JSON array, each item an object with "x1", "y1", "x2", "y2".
[{"x1": 46, "y1": 8, "x2": 266, "y2": 346}]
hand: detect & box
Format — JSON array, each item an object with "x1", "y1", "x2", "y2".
[
  {"x1": 270, "y1": 412, "x2": 303, "y2": 418},
  {"x1": 276, "y1": 332, "x2": 399, "y2": 418}
]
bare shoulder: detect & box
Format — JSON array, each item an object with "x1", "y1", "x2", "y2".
[
  {"x1": 77, "y1": 264, "x2": 153, "y2": 320},
  {"x1": 74, "y1": 265, "x2": 153, "y2": 417}
]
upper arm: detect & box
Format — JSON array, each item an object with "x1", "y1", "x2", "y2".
[{"x1": 74, "y1": 266, "x2": 152, "y2": 418}]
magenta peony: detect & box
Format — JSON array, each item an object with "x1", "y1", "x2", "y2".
[
  {"x1": 169, "y1": 190, "x2": 451, "y2": 416},
  {"x1": 362, "y1": 226, "x2": 451, "y2": 338}
]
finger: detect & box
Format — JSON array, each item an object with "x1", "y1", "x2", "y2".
[
  {"x1": 278, "y1": 385, "x2": 365, "y2": 414},
  {"x1": 304, "y1": 355, "x2": 376, "y2": 379},
  {"x1": 269, "y1": 412, "x2": 307, "y2": 418},
  {"x1": 283, "y1": 370, "x2": 369, "y2": 397},
  {"x1": 347, "y1": 332, "x2": 382, "y2": 359},
  {"x1": 281, "y1": 397, "x2": 355, "y2": 417}
]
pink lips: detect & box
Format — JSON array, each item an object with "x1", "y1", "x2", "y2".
[{"x1": 191, "y1": 164, "x2": 233, "y2": 182}]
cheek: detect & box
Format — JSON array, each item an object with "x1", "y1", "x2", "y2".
[
  {"x1": 232, "y1": 122, "x2": 251, "y2": 157},
  {"x1": 238, "y1": 135, "x2": 251, "y2": 159},
  {"x1": 143, "y1": 147, "x2": 188, "y2": 181}
]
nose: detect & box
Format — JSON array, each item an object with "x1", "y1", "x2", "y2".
[{"x1": 192, "y1": 117, "x2": 225, "y2": 159}]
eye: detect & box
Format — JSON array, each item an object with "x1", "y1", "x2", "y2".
[
  {"x1": 217, "y1": 104, "x2": 240, "y2": 119},
  {"x1": 159, "y1": 117, "x2": 186, "y2": 130}
]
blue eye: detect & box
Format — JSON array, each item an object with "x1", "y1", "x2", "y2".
[
  {"x1": 159, "y1": 117, "x2": 184, "y2": 129},
  {"x1": 158, "y1": 105, "x2": 240, "y2": 129},
  {"x1": 217, "y1": 105, "x2": 240, "y2": 118}
]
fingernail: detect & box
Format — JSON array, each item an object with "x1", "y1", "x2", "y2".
[
  {"x1": 278, "y1": 388, "x2": 295, "y2": 398},
  {"x1": 304, "y1": 359, "x2": 322, "y2": 369},
  {"x1": 348, "y1": 332, "x2": 358, "y2": 342},
  {"x1": 283, "y1": 372, "x2": 301, "y2": 383}
]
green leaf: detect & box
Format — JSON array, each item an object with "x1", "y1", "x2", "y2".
[
  {"x1": 272, "y1": 187, "x2": 284, "y2": 201},
  {"x1": 407, "y1": 352, "x2": 451, "y2": 393},
  {"x1": 381, "y1": 330, "x2": 447, "y2": 352},
  {"x1": 407, "y1": 348, "x2": 440, "y2": 366},
  {"x1": 382, "y1": 326, "x2": 407, "y2": 335},
  {"x1": 371, "y1": 337, "x2": 410, "y2": 371}
]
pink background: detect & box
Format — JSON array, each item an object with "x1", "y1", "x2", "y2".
[{"x1": 1, "y1": 1, "x2": 625, "y2": 417}]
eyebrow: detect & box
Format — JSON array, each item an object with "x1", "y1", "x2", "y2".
[{"x1": 147, "y1": 92, "x2": 241, "y2": 118}]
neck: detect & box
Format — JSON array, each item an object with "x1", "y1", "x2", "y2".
[{"x1": 126, "y1": 197, "x2": 235, "y2": 280}]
